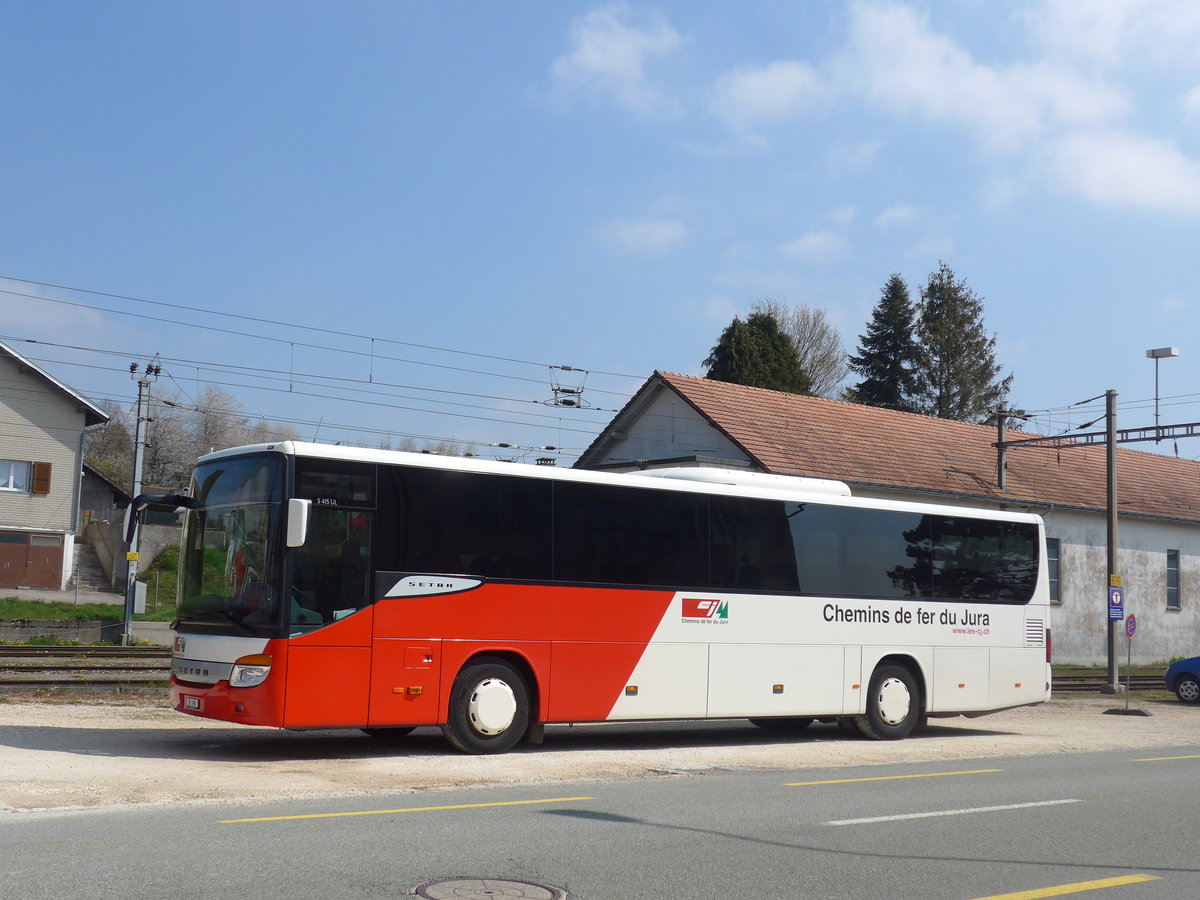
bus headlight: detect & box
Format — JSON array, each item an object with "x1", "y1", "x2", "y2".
[{"x1": 229, "y1": 654, "x2": 273, "y2": 688}]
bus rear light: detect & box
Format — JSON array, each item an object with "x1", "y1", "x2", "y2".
[{"x1": 230, "y1": 653, "x2": 273, "y2": 689}]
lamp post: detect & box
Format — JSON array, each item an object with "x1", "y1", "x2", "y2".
[{"x1": 1146, "y1": 347, "x2": 1180, "y2": 437}]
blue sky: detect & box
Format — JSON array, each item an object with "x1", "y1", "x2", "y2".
[{"x1": 3, "y1": 1, "x2": 1199, "y2": 463}]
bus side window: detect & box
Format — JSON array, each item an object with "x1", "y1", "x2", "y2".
[
  {"x1": 290, "y1": 508, "x2": 373, "y2": 626},
  {"x1": 709, "y1": 497, "x2": 798, "y2": 593}
]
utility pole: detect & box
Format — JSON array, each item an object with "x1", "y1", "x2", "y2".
[
  {"x1": 124, "y1": 360, "x2": 160, "y2": 646},
  {"x1": 995, "y1": 406, "x2": 1007, "y2": 491},
  {"x1": 1105, "y1": 390, "x2": 1119, "y2": 693},
  {"x1": 993, "y1": 390, "x2": 1200, "y2": 693}
]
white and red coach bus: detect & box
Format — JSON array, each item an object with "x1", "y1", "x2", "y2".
[{"x1": 144, "y1": 441, "x2": 1050, "y2": 754}]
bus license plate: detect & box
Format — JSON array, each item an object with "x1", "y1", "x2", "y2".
[{"x1": 184, "y1": 696, "x2": 201, "y2": 710}]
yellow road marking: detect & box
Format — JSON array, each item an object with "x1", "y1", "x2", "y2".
[
  {"x1": 221, "y1": 796, "x2": 595, "y2": 824},
  {"x1": 970, "y1": 873, "x2": 1160, "y2": 899},
  {"x1": 786, "y1": 768, "x2": 1001, "y2": 786},
  {"x1": 1133, "y1": 753, "x2": 1200, "y2": 761}
]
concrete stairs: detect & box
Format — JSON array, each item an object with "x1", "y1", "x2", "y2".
[{"x1": 71, "y1": 542, "x2": 121, "y2": 594}]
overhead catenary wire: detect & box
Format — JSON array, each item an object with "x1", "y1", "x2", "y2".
[
  {"x1": 0, "y1": 279, "x2": 642, "y2": 388},
  {"x1": 10, "y1": 275, "x2": 1199, "y2": 460},
  {"x1": 3, "y1": 336, "x2": 625, "y2": 415},
  {"x1": 68, "y1": 385, "x2": 595, "y2": 458},
  {"x1": 15, "y1": 350, "x2": 612, "y2": 439}
]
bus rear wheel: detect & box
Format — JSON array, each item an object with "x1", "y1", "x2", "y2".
[
  {"x1": 854, "y1": 663, "x2": 920, "y2": 740},
  {"x1": 443, "y1": 657, "x2": 531, "y2": 755}
]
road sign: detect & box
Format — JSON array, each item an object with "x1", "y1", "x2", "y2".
[
  {"x1": 1108, "y1": 586, "x2": 1125, "y2": 621},
  {"x1": 1126, "y1": 614, "x2": 1137, "y2": 639}
]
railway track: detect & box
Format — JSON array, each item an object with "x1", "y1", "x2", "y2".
[
  {"x1": 1053, "y1": 674, "x2": 1164, "y2": 692},
  {"x1": 0, "y1": 646, "x2": 171, "y2": 692}
]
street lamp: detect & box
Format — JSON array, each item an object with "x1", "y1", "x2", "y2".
[{"x1": 1146, "y1": 347, "x2": 1180, "y2": 437}]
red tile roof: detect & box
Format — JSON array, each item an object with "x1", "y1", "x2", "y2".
[{"x1": 611, "y1": 372, "x2": 1200, "y2": 523}]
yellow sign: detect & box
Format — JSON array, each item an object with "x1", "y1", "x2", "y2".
[
  {"x1": 1110, "y1": 574, "x2": 1122, "y2": 587},
  {"x1": 126, "y1": 552, "x2": 139, "y2": 562}
]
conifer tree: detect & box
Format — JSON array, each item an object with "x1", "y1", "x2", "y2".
[
  {"x1": 703, "y1": 312, "x2": 812, "y2": 395},
  {"x1": 912, "y1": 262, "x2": 1012, "y2": 423},
  {"x1": 847, "y1": 273, "x2": 921, "y2": 411}
]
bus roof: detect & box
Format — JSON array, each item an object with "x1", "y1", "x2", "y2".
[{"x1": 195, "y1": 441, "x2": 1043, "y2": 525}]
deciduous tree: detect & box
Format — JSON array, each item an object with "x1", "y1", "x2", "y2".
[{"x1": 750, "y1": 299, "x2": 848, "y2": 398}]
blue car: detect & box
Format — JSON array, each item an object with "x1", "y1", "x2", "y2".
[{"x1": 1165, "y1": 657, "x2": 1200, "y2": 703}]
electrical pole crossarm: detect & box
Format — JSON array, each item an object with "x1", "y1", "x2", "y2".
[{"x1": 995, "y1": 421, "x2": 1200, "y2": 450}]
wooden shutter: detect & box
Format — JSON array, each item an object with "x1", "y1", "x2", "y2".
[{"x1": 31, "y1": 462, "x2": 52, "y2": 494}]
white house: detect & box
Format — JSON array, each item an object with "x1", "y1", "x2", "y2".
[
  {"x1": 576, "y1": 371, "x2": 1200, "y2": 665},
  {"x1": 0, "y1": 339, "x2": 109, "y2": 591}
]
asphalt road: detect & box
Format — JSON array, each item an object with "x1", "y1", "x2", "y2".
[{"x1": 3, "y1": 744, "x2": 1198, "y2": 899}]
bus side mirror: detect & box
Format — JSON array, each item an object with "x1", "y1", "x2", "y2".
[
  {"x1": 286, "y1": 498, "x2": 311, "y2": 548},
  {"x1": 125, "y1": 492, "x2": 195, "y2": 544},
  {"x1": 123, "y1": 504, "x2": 136, "y2": 545}
]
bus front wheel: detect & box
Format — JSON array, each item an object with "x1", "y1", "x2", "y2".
[
  {"x1": 443, "y1": 657, "x2": 531, "y2": 754},
  {"x1": 854, "y1": 664, "x2": 920, "y2": 740}
]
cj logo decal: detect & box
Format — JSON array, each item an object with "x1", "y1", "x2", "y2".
[{"x1": 682, "y1": 598, "x2": 728, "y2": 621}]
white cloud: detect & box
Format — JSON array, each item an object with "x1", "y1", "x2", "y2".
[
  {"x1": 1157, "y1": 292, "x2": 1191, "y2": 313},
  {"x1": 0, "y1": 278, "x2": 118, "y2": 346},
  {"x1": 596, "y1": 217, "x2": 688, "y2": 255},
  {"x1": 779, "y1": 230, "x2": 845, "y2": 261},
  {"x1": 829, "y1": 205, "x2": 857, "y2": 227},
  {"x1": 842, "y1": 3, "x2": 1130, "y2": 150},
  {"x1": 709, "y1": 60, "x2": 824, "y2": 143},
  {"x1": 1185, "y1": 85, "x2": 1200, "y2": 120},
  {"x1": 1048, "y1": 130, "x2": 1200, "y2": 213},
  {"x1": 874, "y1": 204, "x2": 919, "y2": 228},
  {"x1": 686, "y1": 294, "x2": 739, "y2": 322},
  {"x1": 549, "y1": 3, "x2": 682, "y2": 118},
  {"x1": 823, "y1": 140, "x2": 882, "y2": 175},
  {"x1": 978, "y1": 176, "x2": 1027, "y2": 212},
  {"x1": 1025, "y1": 0, "x2": 1200, "y2": 68}
]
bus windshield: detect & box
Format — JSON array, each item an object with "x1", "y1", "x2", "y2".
[{"x1": 177, "y1": 455, "x2": 284, "y2": 636}]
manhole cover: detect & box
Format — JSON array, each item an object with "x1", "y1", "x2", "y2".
[{"x1": 413, "y1": 878, "x2": 566, "y2": 899}]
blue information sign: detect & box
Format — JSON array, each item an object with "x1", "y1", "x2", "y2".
[{"x1": 1108, "y1": 586, "x2": 1125, "y2": 621}]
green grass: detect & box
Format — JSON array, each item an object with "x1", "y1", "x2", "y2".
[
  {"x1": 0, "y1": 597, "x2": 123, "y2": 621},
  {"x1": 0, "y1": 542, "x2": 179, "y2": 624},
  {"x1": 136, "y1": 544, "x2": 179, "y2": 621}
]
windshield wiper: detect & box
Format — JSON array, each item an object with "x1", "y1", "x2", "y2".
[{"x1": 174, "y1": 609, "x2": 256, "y2": 636}]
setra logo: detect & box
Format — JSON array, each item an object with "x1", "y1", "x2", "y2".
[{"x1": 682, "y1": 598, "x2": 728, "y2": 621}]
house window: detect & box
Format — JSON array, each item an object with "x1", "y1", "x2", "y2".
[
  {"x1": 1046, "y1": 537, "x2": 1061, "y2": 604},
  {"x1": 0, "y1": 460, "x2": 32, "y2": 492},
  {"x1": 1167, "y1": 549, "x2": 1180, "y2": 609}
]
